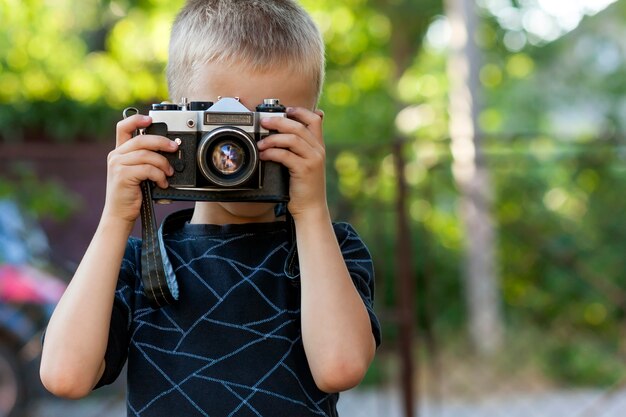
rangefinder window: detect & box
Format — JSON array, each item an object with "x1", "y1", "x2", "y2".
[{"x1": 205, "y1": 112, "x2": 254, "y2": 126}]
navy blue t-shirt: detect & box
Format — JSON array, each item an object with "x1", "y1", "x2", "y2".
[{"x1": 97, "y1": 218, "x2": 381, "y2": 417}]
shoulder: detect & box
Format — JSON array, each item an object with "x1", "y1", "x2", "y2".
[
  {"x1": 333, "y1": 222, "x2": 365, "y2": 245},
  {"x1": 332, "y1": 221, "x2": 356, "y2": 235},
  {"x1": 126, "y1": 236, "x2": 142, "y2": 250},
  {"x1": 123, "y1": 236, "x2": 142, "y2": 260},
  {"x1": 332, "y1": 221, "x2": 361, "y2": 241},
  {"x1": 120, "y1": 237, "x2": 142, "y2": 280},
  {"x1": 332, "y1": 222, "x2": 371, "y2": 260}
]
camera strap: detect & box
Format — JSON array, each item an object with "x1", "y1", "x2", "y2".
[
  {"x1": 122, "y1": 106, "x2": 180, "y2": 307},
  {"x1": 280, "y1": 204, "x2": 300, "y2": 282},
  {"x1": 139, "y1": 182, "x2": 179, "y2": 308}
]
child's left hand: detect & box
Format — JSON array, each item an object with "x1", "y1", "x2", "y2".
[{"x1": 258, "y1": 107, "x2": 327, "y2": 220}]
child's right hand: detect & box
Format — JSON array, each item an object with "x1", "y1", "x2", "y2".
[{"x1": 103, "y1": 114, "x2": 178, "y2": 225}]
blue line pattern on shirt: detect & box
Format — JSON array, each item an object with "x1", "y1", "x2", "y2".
[{"x1": 102, "y1": 221, "x2": 380, "y2": 417}]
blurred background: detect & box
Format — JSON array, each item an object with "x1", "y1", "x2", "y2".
[{"x1": 2, "y1": 0, "x2": 626, "y2": 416}]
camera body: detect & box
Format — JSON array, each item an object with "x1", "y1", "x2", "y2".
[{"x1": 144, "y1": 97, "x2": 289, "y2": 203}]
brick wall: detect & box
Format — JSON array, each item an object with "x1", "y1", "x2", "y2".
[{"x1": 0, "y1": 143, "x2": 191, "y2": 267}]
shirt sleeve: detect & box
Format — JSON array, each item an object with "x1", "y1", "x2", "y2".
[
  {"x1": 94, "y1": 238, "x2": 139, "y2": 389},
  {"x1": 333, "y1": 223, "x2": 382, "y2": 347}
]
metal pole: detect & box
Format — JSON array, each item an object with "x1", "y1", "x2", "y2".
[{"x1": 394, "y1": 139, "x2": 417, "y2": 417}]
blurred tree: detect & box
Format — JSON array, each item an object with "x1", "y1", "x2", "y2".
[
  {"x1": 446, "y1": 0, "x2": 503, "y2": 356},
  {"x1": 476, "y1": 0, "x2": 626, "y2": 385}
]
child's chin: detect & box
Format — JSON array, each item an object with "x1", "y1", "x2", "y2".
[{"x1": 218, "y1": 201, "x2": 278, "y2": 221}]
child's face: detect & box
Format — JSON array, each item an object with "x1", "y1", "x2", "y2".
[
  {"x1": 187, "y1": 62, "x2": 319, "y2": 222},
  {"x1": 192, "y1": 61, "x2": 318, "y2": 112}
]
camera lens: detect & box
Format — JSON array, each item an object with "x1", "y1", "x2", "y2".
[
  {"x1": 197, "y1": 127, "x2": 258, "y2": 187},
  {"x1": 211, "y1": 141, "x2": 245, "y2": 175}
]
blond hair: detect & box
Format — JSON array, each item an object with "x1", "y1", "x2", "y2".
[{"x1": 167, "y1": 0, "x2": 325, "y2": 103}]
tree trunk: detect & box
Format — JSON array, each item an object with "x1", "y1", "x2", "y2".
[{"x1": 445, "y1": 0, "x2": 504, "y2": 355}]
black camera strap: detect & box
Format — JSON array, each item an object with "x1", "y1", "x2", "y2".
[
  {"x1": 281, "y1": 205, "x2": 300, "y2": 282},
  {"x1": 139, "y1": 182, "x2": 179, "y2": 308},
  {"x1": 123, "y1": 106, "x2": 180, "y2": 308}
]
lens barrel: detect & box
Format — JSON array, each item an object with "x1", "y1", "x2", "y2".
[{"x1": 197, "y1": 127, "x2": 258, "y2": 187}]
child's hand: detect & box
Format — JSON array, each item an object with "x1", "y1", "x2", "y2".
[
  {"x1": 103, "y1": 115, "x2": 178, "y2": 224},
  {"x1": 257, "y1": 107, "x2": 327, "y2": 220}
]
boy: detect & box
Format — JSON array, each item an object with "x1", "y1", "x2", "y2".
[{"x1": 40, "y1": 1, "x2": 381, "y2": 416}]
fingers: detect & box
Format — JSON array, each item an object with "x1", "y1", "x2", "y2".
[
  {"x1": 108, "y1": 133, "x2": 178, "y2": 190},
  {"x1": 258, "y1": 147, "x2": 302, "y2": 171},
  {"x1": 116, "y1": 149, "x2": 174, "y2": 176},
  {"x1": 123, "y1": 164, "x2": 170, "y2": 189},
  {"x1": 259, "y1": 146, "x2": 324, "y2": 172},
  {"x1": 258, "y1": 107, "x2": 326, "y2": 173},
  {"x1": 257, "y1": 133, "x2": 316, "y2": 159},
  {"x1": 286, "y1": 106, "x2": 324, "y2": 131},
  {"x1": 259, "y1": 135, "x2": 325, "y2": 173},
  {"x1": 116, "y1": 133, "x2": 179, "y2": 155},
  {"x1": 116, "y1": 115, "x2": 154, "y2": 147},
  {"x1": 260, "y1": 107, "x2": 325, "y2": 147},
  {"x1": 289, "y1": 106, "x2": 324, "y2": 142},
  {"x1": 107, "y1": 151, "x2": 172, "y2": 190}
]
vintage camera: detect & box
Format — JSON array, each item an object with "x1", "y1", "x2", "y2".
[{"x1": 144, "y1": 97, "x2": 289, "y2": 203}]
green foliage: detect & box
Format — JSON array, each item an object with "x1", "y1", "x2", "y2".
[
  {"x1": 489, "y1": 137, "x2": 626, "y2": 386},
  {"x1": 541, "y1": 334, "x2": 626, "y2": 387},
  {"x1": 0, "y1": 0, "x2": 176, "y2": 141}
]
